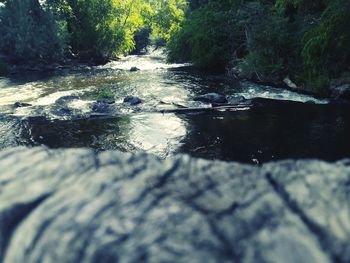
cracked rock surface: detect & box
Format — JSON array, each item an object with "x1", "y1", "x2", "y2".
[{"x1": 0, "y1": 147, "x2": 349, "y2": 263}]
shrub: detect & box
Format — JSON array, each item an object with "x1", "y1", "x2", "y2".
[
  {"x1": 168, "y1": 1, "x2": 242, "y2": 71},
  {"x1": 239, "y1": 3, "x2": 297, "y2": 81},
  {"x1": 301, "y1": 0, "x2": 350, "y2": 90},
  {"x1": 0, "y1": 0, "x2": 67, "y2": 63},
  {"x1": 96, "y1": 91, "x2": 114, "y2": 101}
]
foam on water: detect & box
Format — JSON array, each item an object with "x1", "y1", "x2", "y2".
[
  {"x1": 238, "y1": 81, "x2": 328, "y2": 104},
  {"x1": 101, "y1": 49, "x2": 189, "y2": 71}
]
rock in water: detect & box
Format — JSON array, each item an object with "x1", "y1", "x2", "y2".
[
  {"x1": 96, "y1": 98, "x2": 115, "y2": 105},
  {"x1": 130, "y1": 66, "x2": 140, "y2": 72},
  {"x1": 330, "y1": 78, "x2": 350, "y2": 101},
  {"x1": 13, "y1": 102, "x2": 32, "y2": 108},
  {"x1": 193, "y1": 93, "x2": 228, "y2": 103},
  {"x1": 283, "y1": 77, "x2": 298, "y2": 90},
  {"x1": 55, "y1": 96, "x2": 80, "y2": 106},
  {"x1": 227, "y1": 95, "x2": 246, "y2": 104},
  {"x1": 91, "y1": 101, "x2": 111, "y2": 113},
  {"x1": 123, "y1": 96, "x2": 142, "y2": 105},
  {"x1": 331, "y1": 84, "x2": 350, "y2": 101},
  {"x1": 0, "y1": 147, "x2": 349, "y2": 263}
]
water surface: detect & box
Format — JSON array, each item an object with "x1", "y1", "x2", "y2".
[{"x1": 0, "y1": 50, "x2": 349, "y2": 163}]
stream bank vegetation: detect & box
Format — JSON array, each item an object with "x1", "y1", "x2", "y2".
[
  {"x1": 0, "y1": 0, "x2": 186, "y2": 65},
  {"x1": 167, "y1": 0, "x2": 350, "y2": 95},
  {"x1": 1, "y1": 0, "x2": 349, "y2": 96}
]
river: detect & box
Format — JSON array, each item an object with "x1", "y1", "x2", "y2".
[{"x1": 0, "y1": 49, "x2": 349, "y2": 164}]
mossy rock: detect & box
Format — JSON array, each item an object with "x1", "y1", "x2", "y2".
[{"x1": 96, "y1": 91, "x2": 115, "y2": 104}]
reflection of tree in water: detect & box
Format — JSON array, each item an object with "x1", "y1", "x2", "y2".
[
  {"x1": 23, "y1": 116, "x2": 135, "y2": 152},
  {"x1": 178, "y1": 102, "x2": 350, "y2": 163}
]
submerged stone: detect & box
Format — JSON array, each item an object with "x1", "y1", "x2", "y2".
[
  {"x1": 123, "y1": 96, "x2": 142, "y2": 105},
  {"x1": 130, "y1": 66, "x2": 140, "y2": 72},
  {"x1": 55, "y1": 96, "x2": 80, "y2": 105},
  {"x1": 13, "y1": 102, "x2": 32, "y2": 108},
  {"x1": 91, "y1": 101, "x2": 113, "y2": 113},
  {"x1": 193, "y1": 93, "x2": 227, "y2": 103},
  {"x1": 227, "y1": 95, "x2": 246, "y2": 104},
  {"x1": 96, "y1": 98, "x2": 115, "y2": 104},
  {"x1": 331, "y1": 83, "x2": 350, "y2": 101}
]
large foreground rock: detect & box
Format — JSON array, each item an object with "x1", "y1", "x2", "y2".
[{"x1": 0, "y1": 147, "x2": 349, "y2": 263}]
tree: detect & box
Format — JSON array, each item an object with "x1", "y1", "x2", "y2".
[
  {"x1": 167, "y1": 0, "x2": 350, "y2": 93},
  {"x1": 167, "y1": 0, "x2": 241, "y2": 71},
  {"x1": 0, "y1": 0, "x2": 66, "y2": 62}
]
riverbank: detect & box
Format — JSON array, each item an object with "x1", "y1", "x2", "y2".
[
  {"x1": 0, "y1": 57, "x2": 118, "y2": 76},
  {"x1": 237, "y1": 73, "x2": 350, "y2": 102},
  {"x1": 185, "y1": 65, "x2": 350, "y2": 103},
  {"x1": 2, "y1": 54, "x2": 349, "y2": 104}
]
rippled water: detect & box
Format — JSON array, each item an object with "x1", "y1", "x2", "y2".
[{"x1": 0, "y1": 49, "x2": 349, "y2": 163}]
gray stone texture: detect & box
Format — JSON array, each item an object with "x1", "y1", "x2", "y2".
[{"x1": 0, "y1": 147, "x2": 349, "y2": 263}]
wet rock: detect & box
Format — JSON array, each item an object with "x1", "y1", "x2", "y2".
[
  {"x1": 91, "y1": 56, "x2": 111, "y2": 66},
  {"x1": 49, "y1": 96, "x2": 82, "y2": 118},
  {"x1": 130, "y1": 66, "x2": 140, "y2": 72},
  {"x1": 55, "y1": 107, "x2": 72, "y2": 115},
  {"x1": 305, "y1": 100, "x2": 316, "y2": 104},
  {"x1": 329, "y1": 78, "x2": 350, "y2": 101},
  {"x1": 193, "y1": 93, "x2": 227, "y2": 104},
  {"x1": 227, "y1": 95, "x2": 247, "y2": 104},
  {"x1": 330, "y1": 83, "x2": 350, "y2": 101},
  {"x1": 96, "y1": 98, "x2": 115, "y2": 105},
  {"x1": 77, "y1": 50, "x2": 110, "y2": 66},
  {"x1": 283, "y1": 77, "x2": 298, "y2": 90},
  {"x1": 44, "y1": 63, "x2": 61, "y2": 72},
  {"x1": 91, "y1": 101, "x2": 113, "y2": 113},
  {"x1": 0, "y1": 147, "x2": 349, "y2": 263},
  {"x1": 55, "y1": 96, "x2": 80, "y2": 105},
  {"x1": 123, "y1": 96, "x2": 142, "y2": 105},
  {"x1": 13, "y1": 102, "x2": 32, "y2": 108}
]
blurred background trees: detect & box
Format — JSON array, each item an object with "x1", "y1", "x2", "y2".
[{"x1": 0, "y1": 0, "x2": 186, "y2": 62}]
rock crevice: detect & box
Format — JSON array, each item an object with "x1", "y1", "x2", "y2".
[{"x1": 0, "y1": 147, "x2": 349, "y2": 263}]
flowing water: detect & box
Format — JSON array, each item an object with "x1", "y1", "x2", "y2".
[{"x1": 0, "y1": 50, "x2": 349, "y2": 163}]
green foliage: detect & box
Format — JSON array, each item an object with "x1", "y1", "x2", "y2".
[
  {"x1": 166, "y1": 23, "x2": 191, "y2": 63},
  {"x1": 239, "y1": 3, "x2": 297, "y2": 81},
  {"x1": 3, "y1": 0, "x2": 347, "y2": 96},
  {"x1": 132, "y1": 0, "x2": 187, "y2": 52},
  {"x1": 188, "y1": 0, "x2": 208, "y2": 10},
  {"x1": 168, "y1": 1, "x2": 241, "y2": 71},
  {"x1": 276, "y1": 0, "x2": 305, "y2": 9},
  {"x1": 62, "y1": 0, "x2": 146, "y2": 57},
  {"x1": 276, "y1": 0, "x2": 327, "y2": 13},
  {"x1": 301, "y1": 0, "x2": 350, "y2": 89},
  {"x1": 0, "y1": 0, "x2": 186, "y2": 63},
  {"x1": 97, "y1": 91, "x2": 114, "y2": 101},
  {"x1": 0, "y1": 0, "x2": 67, "y2": 62},
  {"x1": 51, "y1": 0, "x2": 186, "y2": 57},
  {"x1": 149, "y1": 0, "x2": 187, "y2": 41},
  {"x1": 168, "y1": 0, "x2": 350, "y2": 94}
]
